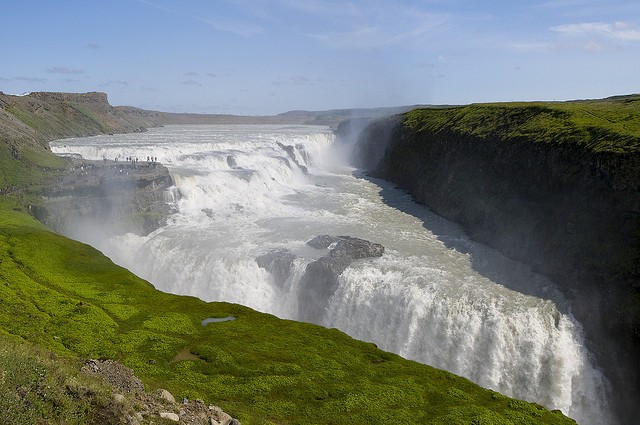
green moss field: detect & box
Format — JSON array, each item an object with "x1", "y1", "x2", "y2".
[{"x1": 404, "y1": 95, "x2": 640, "y2": 153}]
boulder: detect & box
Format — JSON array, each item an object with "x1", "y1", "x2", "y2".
[
  {"x1": 81, "y1": 359, "x2": 144, "y2": 393},
  {"x1": 256, "y1": 248, "x2": 297, "y2": 286},
  {"x1": 159, "y1": 412, "x2": 179, "y2": 422},
  {"x1": 306, "y1": 234, "x2": 341, "y2": 249},
  {"x1": 299, "y1": 235, "x2": 384, "y2": 323},
  {"x1": 226, "y1": 155, "x2": 238, "y2": 168},
  {"x1": 158, "y1": 388, "x2": 175, "y2": 403},
  {"x1": 208, "y1": 405, "x2": 237, "y2": 425}
]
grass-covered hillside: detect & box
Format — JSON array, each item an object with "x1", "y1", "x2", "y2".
[
  {"x1": 0, "y1": 91, "x2": 578, "y2": 424},
  {"x1": 404, "y1": 95, "x2": 640, "y2": 154},
  {"x1": 0, "y1": 202, "x2": 576, "y2": 424}
]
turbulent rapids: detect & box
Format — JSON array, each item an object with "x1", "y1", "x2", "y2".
[{"x1": 51, "y1": 124, "x2": 611, "y2": 425}]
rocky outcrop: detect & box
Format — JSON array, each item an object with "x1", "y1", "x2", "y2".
[
  {"x1": 81, "y1": 359, "x2": 241, "y2": 425},
  {"x1": 277, "y1": 142, "x2": 308, "y2": 173},
  {"x1": 30, "y1": 91, "x2": 110, "y2": 110},
  {"x1": 256, "y1": 236, "x2": 385, "y2": 323},
  {"x1": 40, "y1": 158, "x2": 175, "y2": 235},
  {"x1": 256, "y1": 249, "x2": 297, "y2": 287},
  {"x1": 349, "y1": 105, "x2": 640, "y2": 425},
  {"x1": 299, "y1": 235, "x2": 384, "y2": 323}
]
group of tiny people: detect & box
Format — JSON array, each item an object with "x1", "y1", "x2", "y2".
[
  {"x1": 110, "y1": 156, "x2": 158, "y2": 163},
  {"x1": 103, "y1": 155, "x2": 159, "y2": 166}
]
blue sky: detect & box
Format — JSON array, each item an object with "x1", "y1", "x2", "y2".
[{"x1": 2, "y1": 0, "x2": 639, "y2": 115}]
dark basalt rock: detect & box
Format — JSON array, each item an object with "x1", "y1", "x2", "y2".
[
  {"x1": 226, "y1": 155, "x2": 238, "y2": 168},
  {"x1": 41, "y1": 158, "x2": 175, "y2": 235},
  {"x1": 306, "y1": 234, "x2": 342, "y2": 249},
  {"x1": 299, "y1": 235, "x2": 384, "y2": 323},
  {"x1": 256, "y1": 248, "x2": 297, "y2": 287},
  {"x1": 326, "y1": 236, "x2": 386, "y2": 261},
  {"x1": 277, "y1": 141, "x2": 308, "y2": 174}
]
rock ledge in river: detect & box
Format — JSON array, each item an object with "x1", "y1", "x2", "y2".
[{"x1": 299, "y1": 235, "x2": 384, "y2": 323}]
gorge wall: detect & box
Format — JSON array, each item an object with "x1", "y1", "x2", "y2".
[
  {"x1": 346, "y1": 99, "x2": 640, "y2": 424},
  {"x1": 39, "y1": 158, "x2": 174, "y2": 236}
]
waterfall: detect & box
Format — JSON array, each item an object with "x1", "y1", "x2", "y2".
[{"x1": 50, "y1": 124, "x2": 613, "y2": 425}]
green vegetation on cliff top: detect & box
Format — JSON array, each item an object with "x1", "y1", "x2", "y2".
[{"x1": 404, "y1": 95, "x2": 640, "y2": 153}]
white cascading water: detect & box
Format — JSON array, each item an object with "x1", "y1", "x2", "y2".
[{"x1": 51, "y1": 124, "x2": 612, "y2": 425}]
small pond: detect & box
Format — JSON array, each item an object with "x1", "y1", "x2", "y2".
[{"x1": 201, "y1": 316, "x2": 236, "y2": 326}]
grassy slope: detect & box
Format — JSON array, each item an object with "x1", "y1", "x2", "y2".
[
  {"x1": 0, "y1": 333, "x2": 119, "y2": 424},
  {"x1": 404, "y1": 96, "x2": 640, "y2": 153},
  {"x1": 0, "y1": 92, "x2": 579, "y2": 424},
  {"x1": 0, "y1": 206, "x2": 575, "y2": 424}
]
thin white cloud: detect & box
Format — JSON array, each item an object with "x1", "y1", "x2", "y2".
[
  {"x1": 413, "y1": 62, "x2": 437, "y2": 69},
  {"x1": 199, "y1": 17, "x2": 263, "y2": 37},
  {"x1": 307, "y1": 15, "x2": 448, "y2": 50},
  {"x1": 507, "y1": 40, "x2": 556, "y2": 52},
  {"x1": 551, "y1": 21, "x2": 640, "y2": 41},
  {"x1": 181, "y1": 79, "x2": 202, "y2": 87},
  {"x1": 137, "y1": 0, "x2": 263, "y2": 37},
  {"x1": 273, "y1": 75, "x2": 313, "y2": 86},
  {"x1": 583, "y1": 41, "x2": 611, "y2": 51},
  {"x1": 46, "y1": 66, "x2": 85, "y2": 74},
  {"x1": 534, "y1": 0, "x2": 598, "y2": 9},
  {"x1": 274, "y1": 0, "x2": 360, "y2": 18},
  {"x1": 3, "y1": 76, "x2": 48, "y2": 82},
  {"x1": 261, "y1": 0, "x2": 452, "y2": 50},
  {"x1": 507, "y1": 39, "x2": 615, "y2": 52},
  {"x1": 102, "y1": 80, "x2": 129, "y2": 87},
  {"x1": 507, "y1": 20, "x2": 639, "y2": 53},
  {"x1": 308, "y1": 26, "x2": 377, "y2": 49}
]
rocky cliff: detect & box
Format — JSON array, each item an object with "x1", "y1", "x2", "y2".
[
  {"x1": 40, "y1": 158, "x2": 174, "y2": 236},
  {"x1": 348, "y1": 97, "x2": 640, "y2": 425},
  {"x1": 0, "y1": 91, "x2": 157, "y2": 143},
  {"x1": 0, "y1": 91, "x2": 174, "y2": 234}
]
